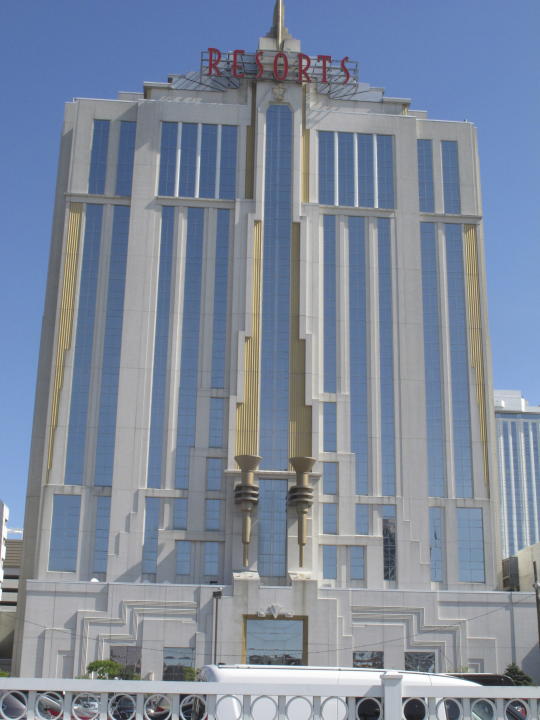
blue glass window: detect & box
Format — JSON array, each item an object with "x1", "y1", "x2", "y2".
[
  {"x1": 49, "y1": 495, "x2": 81, "y2": 572},
  {"x1": 175, "y1": 208, "x2": 204, "y2": 489},
  {"x1": 175, "y1": 540, "x2": 191, "y2": 576},
  {"x1": 115, "y1": 121, "x2": 136, "y2": 196},
  {"x1": 323, "y1": 215, "x2": 337, "y2": 393},
  {"x1": 159, "y1": 122, "x2": 178, "y2": 196},
  {"x1": 358, "y1": 134, "x2": 375, "y2": 208},
  {"x1": 142, "y1": 497, "x2": 160, "y2": 575},
  {"x1": 377, "y1": 135, "x2": 395, "y2": 209},
  {"x1": 260, "y1": 106, "x2": 292, "y2": 470},
  {"x1": 378, "y1": 219, "x2": 396, "y2": 496},
  {"x1": 207, "y1": 458, "x2": 223, "y2": 491},
  {"x1": 442, "y1": 141, "x2": 461, "y2": 214},
  {"x1": 381, "y1": 505, "x2": 396, "y2": 581},
  {"x1": 65, "y1": 204, "x2": 103, "y2": 486},
  {"x1": 417, "y1": 140, "x2": 434, "y2": 213},
  {"x1": 323, "y1": 545, "x2": 337, "y2": 579},
  {"x1": 323, "y1": 504, "x2": 337, "y2": 534},
  {"x1": 258, "y1": 478, "x2": 287, "y2": 577},
  {"x1": 457, "y1": 508, "x2": 485, "y2": 582},
  {"x1": 323, "y1": 402, "x2": 337, "y2": 452},
  {"x1": 429, "y1": 507, "x2": 444, "y2": 582},
  {"x1": 501, "y1": 420, "x2": 516, "y2": 556},
  {"x1": 319, "y1": 131, "x2": 335, "y2": 205},
  {"x1": 421, "y1": 223, "x2": 446, "y2": 497},
  {"x1": 173, "y1": 498, "x2": 188, "y2": 530},
  {"x1": 349, "y1": 216, "x2": 369, "y2": 494},
  {"x1": 179, "y1": 123, "x2": 198, "y2": 198},
  {"x1": 338, "y1": 133, "x2": 355, "y2": 206},
  {"x1": 204, "y1": 542, "x2": 220, "y2": 576},
  {"x1": 205, "y1": 499, "x2": 222, "y2": 531},
  {"x1": 445, "y1": 224, "x2": 473, "y2": 498},
  {"x1": 211, "y1": 210, "x2": 230, "y2": 388},
  {"x1": 93, "y1": 496, "x2": 111, "y2": 574},
  {"x1": 199, "y1": 124, "x2": 218, "y2": 199},
  {"x1": 219, "y1": 126, "x2": 238, "y2": 199},
  {"x1": 323, "y1": 463, "x2": 338, "y2": 495},
  {"x1": 89, "y1": 120, "x2": 110, "y2": 194},
  {"x1": 209, "y1": 398, "x2": 225, "y2": 448},
  {"x1": 148, "y1": 207, "x2": 175, "y2": 489},
  {"x1": 355, "y1": 505, "x2": 369, "y2": 535},
  {"x1": 350, "y1": 546, "x2": 365, "y2": 580},
  {"x1": 94, "y1": 206, "x2": 130, "y2": 486},
  {"x1": 511, "y1": 422, "x2": 526, "y2": 551}
]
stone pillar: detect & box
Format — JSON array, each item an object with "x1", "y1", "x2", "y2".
[
  {"x1": 234, "y1": 455, "x2": 261, "y2": 567},
  {"x1": 288, "y1": 456, "x2": 315, "y2": 567}
]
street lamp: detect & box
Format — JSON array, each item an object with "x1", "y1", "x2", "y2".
[{"x1": 212, "y1": 590, "x2": 223, "y2": 664}]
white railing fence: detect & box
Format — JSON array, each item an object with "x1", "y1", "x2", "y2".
[{"x1": 1, "y1": 675, "x2": 540, "y2": 720}]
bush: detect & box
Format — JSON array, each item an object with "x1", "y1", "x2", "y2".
[{"x1": 504, "y1": 662, "x2": 534, "y2": 686}]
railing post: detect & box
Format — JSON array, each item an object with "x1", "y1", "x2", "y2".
[{"x1": 382, "y1": 671, "x2": 403, "y2": 719}]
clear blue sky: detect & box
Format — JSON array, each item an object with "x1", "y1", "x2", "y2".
[{"x1": 0, "y1": 0, "x2": 538, "y2": 529}]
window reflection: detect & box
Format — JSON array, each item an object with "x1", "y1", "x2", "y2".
[
  {"x1": 323, "y1": 216, "x2": 337, "y2": 393},
  {"x1": 442, "y1": 140, "x2": 461, "y2": 214},
  {"x1": 417, "y1": 140, "x2": 434, "y2": 213},
  {"x1": 381, "y1": 505, "x2": 396, "y2": 581},
  {"x1": 49, "y1": 495, "x2": 81, "y2": 572},
  {"x1": 88, "y1": 120, "x2": 109, "y2": 194},
  {"x1": 142, "y1": 497, "x2": 160, "y2": 575},
  {"x1": 258, "y1": 478, "x2": 287, "y2": 577},
  {"x1": 245, "y1": 618, "x2": 305, "y2": 665},
  {"x1": 429, "y1": 507, "x2": 444, "y2": 582},
  {"x1": 93, "y1": 496, "x2": 111, "y2": 575},
  {"x1": 457, "y1": 508, "x2": 485, "y2": 582},
  {"x1": 115, "y1": 121, "x2": 136, "y2": 196}
]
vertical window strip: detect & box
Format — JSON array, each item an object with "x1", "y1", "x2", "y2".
[
  {"x1": 175, "y1": 540, "x2": 192, "y2": 576},
  {"x1": 65, "y1": 204, "x2": 103, "y2": 486},
  {"x1": 48, "y1": 495, "x2": 81, "y2": 572},
  {"x1": 457, "y1": 507, "x2": 485, "y2": 582},
  {"x1": 147, "y1": 206, "x2": 175, "y2": 489},
  {"x1": 338, "y1": 132, "x2": 355, "y2": 206},
  {"x1": 207, "y1": 458, "x2": 223, "y2": 491},
  {"x1": 93, "y1": 496, "x2": 111, "y2": 574},
  {"x1": 358, "y1": 134, "x2": 375, "y2": 208},
  {"x1": 173, "y1": 498, "x2": 188, "y2": 530},
  {"x1": 376, "y1": 135, "x2": 395, "y2": 209},
  {"x1": 323, "y1": 402, "x2": 337, "y2": 452},
  {"x1": 445, "y1": 224, "x2": 473, "y2": 498},
  {"x1": 356, "y1": 505, "x2": 369, "y2": 535},
  {"x1": 204, "y1": 541, "x2": 220, "y2": 576},
  {"x1": 88, "y1": 119, "x2": 110, "y2": 195},
  {"x1": 322, "y1": 463, "x2": 338, "y2": 495},
  {"x1": 260, "y1": 105, "x2": 292, "y2": 470},
  {"x1": 442, "y1": 140, "x2": 461, "y2": 214},
  {"x1": 199, "y1": 124, "x2": 218, "y2": 199},
  {"x1": 205, "y1": 499, "x2": 222, "y2": 531},
  {"x1": 179, "y1": 123, "x2": 198, "y2": 198},
  {"x1": 323, "y1": 216, "x2": 337, "y2": 393},
  {"x1": 318, "y1": 131, "x2": 335, "y2": 205},
  {"x1": 429, "y1": 507, "x2": 444, "y2": 582},
  {"x1": 350, "y1": 546, "x2": 365, "y2": 580},
  {"x1": 349, "y1": 217, "x2": 369, "y2": 494},
  {"x1": 511, "y1": 422, "x2": 525, "y2": 551},
  {"x1": 258, "y1": 478, "x2": 288, "y2": 577},
  {"x1": 209, "y1": 398, "x2": 226, "y2": 448},
  {"x1": 142, "y1": 497, "x2": 160, "y2": 575},
  {"x1": 381, "y1": 505, "x2": 396, "y2": 581},
  {"x1": 323, "y1": 504, "x2": 337, "y2": 534},
  {"x1": 502, "y1": 420, "x2": 515, "y2": 556},
  {"x1": 211, "y1": 210, "x2": 230, "y2": 388},
  {"x1": 323, "y1": 545, "x2": 337, "y2": 579},
  {"x1": 115, "y1": 121, "x2": 136, "y2": 196},
  {"x1": 421, "y1": 223, "x2": 446, "y2": 497},
  {"x1": 94, "y1": 206, "x2": 130, "y2": 487},
  {"x1": 528, "y1": 423, "x2": 540, "y2": 544},
  {"x1": 378, "y1": 219, "x2": 396, "y2": 496},
  {"x1": 417, "y1": 139, "x2": 435, "y2": 213},
  {"x1": 159, "y1": 122, "x2": 179, "y2": 196},
  {"x1": 219, "y1": 125, "x2": 238, "y2": 199},
  {"x1": 175, "y1": 208, "x2": 204, "y2": 489}
]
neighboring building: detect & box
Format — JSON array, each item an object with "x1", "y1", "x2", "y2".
[
  {"x1": 495, "y1": 390, "x2": 540, "y2": 558},
  {"x1": 0, "y1": 538, "x2": 22, "y2": 673},
  {"x1": 13, "y1": 2, "x2": 539, "y2": 679}
]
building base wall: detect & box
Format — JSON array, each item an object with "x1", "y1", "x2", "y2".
[{"x1": 15, "y1": 575, "x2": 540, "y2": 681}]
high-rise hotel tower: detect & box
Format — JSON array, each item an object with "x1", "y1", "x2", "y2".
[{"x1": 14, "y1": 2, "x2": 539, "y2": 679}]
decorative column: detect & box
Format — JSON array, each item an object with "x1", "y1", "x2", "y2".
[
  {"x1": 288, "y1": 456, "x2": 315, "y2": 567},
  {"x1": 234, "y1": 455, "x2": 261, "y2": 567}
]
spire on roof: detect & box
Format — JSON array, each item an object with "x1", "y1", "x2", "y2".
[{"x1": 266, "y1": 0, "x2": 290, "y2": 49}]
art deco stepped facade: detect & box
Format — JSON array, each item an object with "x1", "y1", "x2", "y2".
[{"x1": 15, "y1": 3, "x2": 539, "y2": 679}]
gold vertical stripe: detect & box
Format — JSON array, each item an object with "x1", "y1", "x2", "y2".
[
  {"x1": 464, "y1": 224, "x2": 489, "y2": 486},
  {"x1": 289, "y1": 223, "x2": 312, "y2": 461},
  {"x1": 47, "y1": 203, "x2": 83, "y2": 473},
  {"x1": 302, "y1": 86, "x2": 310, "y2": 204},
  {"x1": 245, "y1": 83, "x2": 257, "y2": 200},
  {"x1": 236, "y1": 221, "x2": 262, "y2": 456}
]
